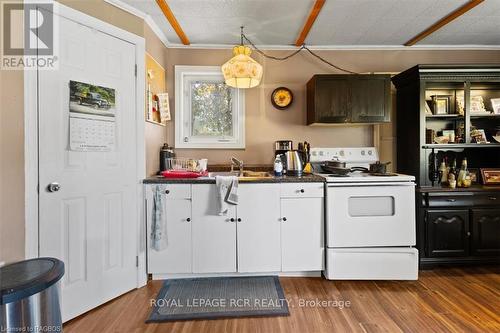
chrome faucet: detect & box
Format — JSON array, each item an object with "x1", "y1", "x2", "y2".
[{"x1": 230, "y1": 157, "x2": 244, "y2": 173}]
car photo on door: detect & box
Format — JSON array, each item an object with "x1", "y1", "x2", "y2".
[{"x1": 69, "y1": 80, "x2": 116, "y2": 117}]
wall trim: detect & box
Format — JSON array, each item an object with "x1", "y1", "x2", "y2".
[
  {"x1": 24, "y1": 2, "x2": 147, "y2": 288},
  {"x1": 166, "y1": 43, "x2": 500, "y2": 51},
  {"x1": 104, "y1": 0, "x2": 170, "y2": 48}
]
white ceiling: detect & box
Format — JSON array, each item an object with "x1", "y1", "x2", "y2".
[{"x1": 115, "y1": 0, "x2": 500, "y2": 48}]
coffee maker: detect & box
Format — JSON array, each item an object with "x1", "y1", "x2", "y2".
[
  {"x1": 159, "y1": 143, "x2": 175, "y2": 173},
  {"x1": 274, "y1": 140, "x2": 293, "y2": 174}
]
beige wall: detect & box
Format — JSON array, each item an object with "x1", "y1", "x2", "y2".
[
  {"x1": 0, "y1": 0, "x2": 168, "y2": 263},
  {"x1": 165, "y1": 48, "x2": 500, "y2": 165},
  {"x1": 144, "y1": 25, "x2": 169, "y2": 176}
]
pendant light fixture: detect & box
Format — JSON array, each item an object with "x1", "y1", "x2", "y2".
[{"x1": 222, "y1": 27, "x2": 263, "y2": 89}]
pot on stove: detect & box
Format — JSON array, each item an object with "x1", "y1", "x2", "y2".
[{"x1": 369, "y1": 161, "x2": 391, "y2": 174}]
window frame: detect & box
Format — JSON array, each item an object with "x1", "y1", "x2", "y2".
[{"x1": 174, "y1": 65, "x2": 245, "y2": 149}]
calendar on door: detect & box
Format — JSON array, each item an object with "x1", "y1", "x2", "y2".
[{"x1": 68, "y1": 80, "x2": 117, "y2": 152}]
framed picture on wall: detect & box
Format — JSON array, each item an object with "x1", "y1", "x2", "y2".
[{"x1": 481, "y1": 168, "x2": 500, "y2": 185}]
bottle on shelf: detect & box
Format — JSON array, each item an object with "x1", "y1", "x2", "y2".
[
  {"x1": 457, "y1": 157, "x2": 468, "y2": 187},
  {"x1": 439, "y1": 157, "x2": 449, "y2": 185}
]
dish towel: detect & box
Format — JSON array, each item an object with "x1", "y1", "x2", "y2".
[
  {"x1": 151, "y1": 185, "x2": 167, "y2": 251},
  {"x1": 215, "y1": 176, "x2": 239, "y2": 215}
]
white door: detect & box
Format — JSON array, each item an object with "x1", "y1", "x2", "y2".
[
  {"x1": 281, "y1": 198, "x2": 324, "y2": 271},
  {"x1": 38, "y1": 14, "x2": 139, "y2": 321},
  {"x1": 192, "y1": 184, "x2": 237, "y2": 273},
  {"x1": 237, "y1": 184, "x2": 281, "y2": 272},
  {"x1": 327, "y1": 184, "x2": 416, "y2": 247},
  {"x1": 146, "y1": 185, "x2": 192, "y2": 274}
]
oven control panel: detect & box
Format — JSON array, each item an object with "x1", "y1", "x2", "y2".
[{"x1": 310, "y1": 147, "x2": 379, "y2": 163}]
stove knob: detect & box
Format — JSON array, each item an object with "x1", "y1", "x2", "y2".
[
  {"x1": 361, "y1": 150, "x2": 365, "y2": 156},
  {"x1": 339, "y1": 150, "x2": 345, "y2": 156},
  {"x1": 319, "y1": 151, "x2": 324, "y2": 156},
  {"x1": 368, "y1": 150, "x2": 372, "y2": 155}
]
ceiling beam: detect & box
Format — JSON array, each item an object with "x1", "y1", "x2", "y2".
[
  {"x1": 155, "y1": 0, "x2": 190, "y2": 45},
  {"x1": 404, "y1": 0, "x2": 484, "y2": 46},
  {"x1": 295, "y1": 0, "x2": 326, "y2": 46}
]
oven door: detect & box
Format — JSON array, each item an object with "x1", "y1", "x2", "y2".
[{"x1": 327, "y1": 184, "x2": 415, "y2": 247}]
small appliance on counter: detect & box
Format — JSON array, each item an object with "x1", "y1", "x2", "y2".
[
  {"x1": 274, "y1": 140, "x2": 293, "y2": 174},
  {"x1": 159, "y1": 143, "x2": 175, "y2": 172},
  {"x1": 284, "y1": 150, "x2": 304, "y2": 176}
]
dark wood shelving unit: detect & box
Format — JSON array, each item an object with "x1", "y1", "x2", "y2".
[{"x1": 392, "y1": 64, "x2": 500, "y2": 268}]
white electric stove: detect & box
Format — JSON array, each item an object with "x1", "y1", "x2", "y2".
[{"x1": 311, "y1": 147, "x2": 418, "y2": 280}]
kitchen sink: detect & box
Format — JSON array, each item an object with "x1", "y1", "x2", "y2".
[{"x1": 208, "y1": 170, "x2": 273, "y2": 179}]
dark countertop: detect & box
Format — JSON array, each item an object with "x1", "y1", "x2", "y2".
[
  {"x1": 143, "y1": 174, "x2": 326, "y2": 184},
  {"x1": 417, "y1": 185, "x2": 500, "y2": 193}
]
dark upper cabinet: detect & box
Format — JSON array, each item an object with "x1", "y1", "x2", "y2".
[
  {"x1": 306, "y1": 74, "x2": 391, "y2": 125},
  {"x1": 426, "y1": 209, "x2": 469, "y2": 258},
  {"x1": 471, "y1": 209, "x2": 500, "y2": 257}
]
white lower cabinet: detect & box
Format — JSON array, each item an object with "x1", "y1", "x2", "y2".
[
  {"x1": 237, "y1": 184, "x2": 281, "y2": 272},
  {"x1": 146, "y1": 182, "x2": 325, "y2": 276},
  {"x1": 281, "y1": 197, "x2": 324, "y2": 271},
  {"x1": 192, "y1": 184, "x2": 237, "y2": 273},
  {"x1": 146, "y1": 184, "x2": 192, "y2": 274}
]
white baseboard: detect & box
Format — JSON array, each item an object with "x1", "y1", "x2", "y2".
[{"x1": 151, "y1": 271, "x2": 322, "y2": 280}]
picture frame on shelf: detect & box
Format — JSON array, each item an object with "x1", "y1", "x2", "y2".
[
  {"x1": 470, "y1": 95, "x2": 487, "y2": 114},
  {"x1": 480, "y1": 168, "x2": 500, "y2": 185},
  {"x1": 468, "y1": 168, "x2": 480, "y2": 184},
  {"x1": 431, "y1": 95, "x2": 450, "y2": 114},
  {"x1": 424, "y1": 100, "x2": 433, "y2": 115},
  {"x1": 470, "y1": 129, "x2": 488, "y2": 143},
  {"x1": 491, "y1": 98, "x2": 500, "y2": 114}
]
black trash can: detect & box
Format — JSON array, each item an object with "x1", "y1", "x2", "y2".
[{"x1": 1, "y1": 257, "x2": 65, "y2": 332}]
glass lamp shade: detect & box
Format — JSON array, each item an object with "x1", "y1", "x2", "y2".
[{"x1": 222, "y1": 45, "x2": 263, "y2": 88}]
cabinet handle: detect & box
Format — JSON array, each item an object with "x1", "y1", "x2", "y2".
[
  {"x1": 237, "y1": 218, "x2": 242, "y2": 222},
  {"x1": 282, "y1": 217, "x2": 287, "y2": 222},
  {"x1": 300, "y1": 189, "x2": 305, "y2": 193},
  {"x1": 466, "y1": 231, "x2": 471, "y2": 237},
  {"x1": 165, "y1": 190, "x2": 170, "y2": 194},
  {"x1": 488, "y1": 197, "x2": 497, "y2": 200},
  {"x1": 446, "y1": 198, "x2": 456, "y2": 202},
  {"x1": 230, "y1": 218, "x2": 235, "y2": 222},
  {"x1": 186, "y1": 218, "x2": 191, "y2": 222}
]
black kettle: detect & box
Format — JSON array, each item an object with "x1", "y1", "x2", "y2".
[{"x1": 159, "y1": 143, "x2": 175, "y2": 172}]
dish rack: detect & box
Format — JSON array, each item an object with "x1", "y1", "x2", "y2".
[{"x1": 165, "y1": 158, "x2": 200, "y2": 172}]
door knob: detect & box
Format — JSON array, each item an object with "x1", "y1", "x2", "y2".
[
  {"x1": 282, "y1": 217, "x2": 287, "y2": 222},
  {"x1": 47, "y1": 182, "x2": 60, "y2": 192}
]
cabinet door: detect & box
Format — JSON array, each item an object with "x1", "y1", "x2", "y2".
[
  {"x1": 237, "y1": 184, "x2": 281, "y2": 272},
  {"x1": 350, "y1": 76, "x2": 390, "y2": 123},
  {"x1": 146, "y1": 185, "x2": 192, "y2": 274},
  {"x1": 192, "y1": 184, "x2": 237, "y2": 273},
  {"x1": 426, "y1": 209, "x2": 469, "y2": 257},
  {"x1": 281, "y1": 198, "x2": 324, "y2": 271},
  {"x1": 471, "y1": 209, "x2": 500, "y2": 256},
  {"x1": 315, "y1": 77, "x2": 350, "y2": 123}
]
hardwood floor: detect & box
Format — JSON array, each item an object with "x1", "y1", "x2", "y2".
[{"x1": 64, "y1": 266, "x2": 500, "y2": 333}]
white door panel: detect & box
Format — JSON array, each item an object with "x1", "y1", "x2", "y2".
[
  {"x1": 237, "y1": 184, "x2": 281, "y2": 272},
  {"x1": 281, "y1": 198, "x2": 324, "y2": 271},
  {"x1": 38, "y1": 14, "x2": 138, "y2": 321},
  {"x1": 327, "y1": 185, "x2": 416, "y2": 247},
  {"x1": 192, "y1": 184, "x2": 237, "y2": 273},
  {"x1": 146, "y1": 185, "x2": 192, "y2": 274}
]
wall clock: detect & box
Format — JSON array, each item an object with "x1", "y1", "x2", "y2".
[{"x1": 271, "y1": 87, "x2": 293, "y2": 110}]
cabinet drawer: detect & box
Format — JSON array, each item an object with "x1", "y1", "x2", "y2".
[
  {"x1": 160, "y1": 184, "x2": 191, "y2": 199},
  {"x1": 427, "y1": 192, "x2": 500, "y2": 207},
  {"x1": 427, "y1": 193, "x2": 473, "y2": 207},
  {"x1": 281, "y1": 183, "x2": 324, "y2": 198},
  {"x1": 473, "y1": 193, "x2": 500, "y2": 206}
]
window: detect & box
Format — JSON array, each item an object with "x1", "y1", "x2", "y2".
[{"x1": 175, "y1": 66, "x2": 245, "y2": 148}]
